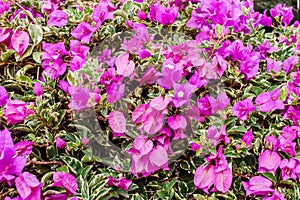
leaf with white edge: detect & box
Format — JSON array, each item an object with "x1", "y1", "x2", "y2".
[{"x1": 29, "y1": 24, "x2": 43, "y2": 45}]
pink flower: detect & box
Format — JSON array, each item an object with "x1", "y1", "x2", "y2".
[
  {"x1": 33, "y1": 83, "x2": 43, "y2": 97},
  {"x1": 242, "y1": 130, "x2": 253, "y2": 148},
  {"x1": 92, "y1": 3, "x2": 113, "y2": 28},
  {"x1": 108, "y1": 111, "x2": 126, "y2": 137},
  {"x1": 262, "y1": 191, "x2": 286, "y2": 200},
  {"x1": 194, "y1": 147, "x2": 232, "y2": 194},
  {"x1": 282, "y1": 55, "x2": 298, "y2": 74},
  {"x1": 14, "y1": 141, "x2": 33, "y2": 157},
  {"x1": 0, "y1": 129, "x2": 27, "y2": 185},
  {"x1": 71, "y1": 22, "x2": 96, "y2": 44},
  {"x1": 242, "y1": 176, "x2": 274, "y2": 196},
  {"x1": 55, "y1": 137, "x2": 67, "y2": 149},
  {"x1": 0, "y1": 0, "x2": 10, "y2": 15},
  {"x1": 255, "y1": 89, "x2": 284, "y2": 112},
  {"x1": 258, "y1": 150, "x2": 281, "y2": 173},
  {"x1": 52, "y1": 172, "x2": 78, "y2": 198},
  {"x1": 47, "y1": 10, "x2": 68, "y2": 27},
  {"x1": 137, "y1": 10, "x2": 147, "y2": 20},
  {"x1": 232, "y1": 98, "x2": 256, "y2": 120},
  {"x1": 128, "y1": 136, "x2": 169, "y2": 177},
  {"x1": 4, "y1": 100, "x2": 34, "y2": 125},
  {"x1": 280, "y1": 158, "x2": 297, "y2": 180},
  {"x1": 42, "y1": 42, "x2": 68, "y2": 61},
  {"x1": 172, "y1": 83, "x2": 196, "y2": 108},
  {"x1": 0, "y1": 86, "x2": 8, "y2": 106},
  {"x1": 107, "y1": 177, "x2": 132, "y2": 191},
  {"x1": 70, "y1": 40, "x2": 89, "y2": 60},
  {"x1": 194, "y1": 164, "x2": 215, "y2": 193},
  {"x1": 15, "y1": 172, "x2": 43, "y2": 200}
]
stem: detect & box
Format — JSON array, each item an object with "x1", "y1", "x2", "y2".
[{"x1": 26, "y1": 160, "x2": 64, "y2": 166}]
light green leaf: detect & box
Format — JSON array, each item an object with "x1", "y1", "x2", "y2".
[{"x1": 29, "y1": 24, "x2": 43, "y2": 45}]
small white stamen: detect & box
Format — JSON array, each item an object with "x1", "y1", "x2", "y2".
[
  {"x1": 165, "y1": 64, "x2": 174, "y2": 69},
  {"x1": 178, "y1": 91, "x2": 184, "y2": 98}
]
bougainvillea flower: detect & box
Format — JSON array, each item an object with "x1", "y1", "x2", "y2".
[
  {"x1": 278, "y1": 139, "x2": 296, "y2": 157},
  {"x1": 255, "y1": 89, "x2": 284, "y2": 112},
  {"x1": 279, "y1": 158, "x2": 297, "y2": 180},
  {"x1": 242, "y1": 130, "x2": 253, "y2": 148},
  {"x1": 43, "y1": 59, "x2": 67, "y2": 79},
  {"x1": 4, "y1": 100, "x2": 34, "y2": 125},
  {"x1": 0, "y1": 130, "x2": 26, "y2": 185},
  {"x1": 195, "y1": 147, "x2": 232, "y2": 194},
  {"x1": 283, "y1": 106, "x2": 300, "y2": 125},
  {"x1": 33, "y1": 83, "x2": 43, "y2": 97},
  {"x1": 70, "y1": 40, "x2": 89, "y2": 60},
  {"x1": 242, "y1": 176, "x2": 274, "y2": 196},
  {"x1": 98, "y1": 49, "x2": 115, "y2": 67},
  {"x1": 107, "y1": 177, "x2": 132, "y2": 191},
  {"x1": 71, "y1": 22, "x2": 96, "y2": 44},
  {"x1": 150, "y1": 96, "x2": 172, "y2": 111},
  {"x1": 137, "y1": 10, "x2": 147, "y2": 20},
  {"x1": 53, "y1": 172, "x2": 78, "y2": 194},
  {"x1": 58, "y1": 80, "x2": 71, "y2": 93},
  {"x1": 197, "y1": 95, "x2": 212, "y2": 116},
  {"x1": 139, "y1": 66, "x2": 160, "y2": 86},
  {"x1": 270, "y1": 4, "x2": 293, "y2": 26},
  {"x1": 266, "y1": 58, "x2": 281, "y2": 73},
  {"x1": 0, "y1": 0, "x2": 10, "y2": 15},
  {"x1": 172, "y1": 83, "x2": 196, "y2": 108},
  {"x1": 107, "y1": 82, "x2": 125, "y2": 104},
  {"x1": 157, "y1": 61, "x2": 182, "y2": 89},
  {"x1": 232, "y1": 98, "x2": 256, "y2": 120},
  {"x1": 0, "y1": 86, "x2": 8, "y2": 106},
  {"x1": 143, "y1": 109, "x2": 165, "y2": 135},
  {"x1": 258, "y1": 150, "x2": 281, "y2": 173},
  {"x1": 282, "y1": 55, "x2": 298, "y2": 74},
  {"x1": 70, "y1": 56, "x2": 84, "y2": 72},
  {"x1": 42, "y1": 42, "x2": 68, "y2": 61},
  {"x1": 128, "y1": 136, "x2": 169, "y2": 177},
  {"x1": 108, "y1": 111, "x2": 126, "y2": 137},
  {"x1": 240, "y1": 52, "x2": 260, "y2": 80},
  {"x1": 149, "y1": 2, "x2": 178, "y2": 25},
  {"x1": 168, "y1": 115, "x2": 187, "y2": 131},
  {"x1": 14, "y1": 141, "x2": 33, "y2": 157},
  {"x1": 115, "y1": 52, "x2": 135, "y2": 77},
  {"x1": 15, "y1": 172, "x2": 43, "y2": 200},
  {"x1": 41, "y1": 0, "x2": 59, "y2": 14},
  {"x1": 10, "y1": 30, "x2": 29, "y2": 56},
  {"x1": 47, "y1": 10, "x2": 68, "y2": 27},
  {"x1": 92, "y1": 3, "x2": 113, "y2": 28},
  {"x1": 194, "y1": 164, "x2": 215, "y2": 194},
  {"x1": 262, "y1": 191, "x2": 286, "y2": 200},
  {"x1": 206, "y1": 125, "x2": 230, "y2": 146},
  {"x1": 208, "y1": 92, "x2": 230, "y2": 114},
  {"x1": 68, "y1": 86, "x2": 92, "y2": 111},
  {"x1": 55, "y1": 137, "x2": 67, "y2": 149},
  {"x1": 212, "y1": 53, "x2": 227, "y2": 77}
]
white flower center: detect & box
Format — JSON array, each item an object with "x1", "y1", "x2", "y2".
[
  {"x1": 165, "y1": 64, "x2": 174, "y2": 69},
  {"x1": 178, "y1": 91, "x2": 184, "y2": 98}
]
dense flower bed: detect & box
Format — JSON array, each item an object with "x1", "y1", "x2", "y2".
[{"x1": 1, "y1": 0, "x2": 300, "y2": 199}]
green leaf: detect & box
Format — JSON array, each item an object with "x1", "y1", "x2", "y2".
[
  {"x1": 215, "y1": 24, "x2": 222, "y2": 37},
  {"x1": 261, "y1": 172, "x2": 277, "y2": 183},
  {"x1": 16, "y1": 75, "x2": 33, "y2": 86},
  {"x1": 1, "y1": 49, "x2": 15, "y2": 61},
  {"x1": 32, "y1": 52, "x2": 42, "y2": 63},
  {"x1": 61, "y1": 156, "x2": 83, "y2": 175},
  {"x1": 29, "y1": 24, "x2": 43, "y2": 45},
  {"x1": 279, "y1": 86, "x2": 287, "y2": 101}
]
